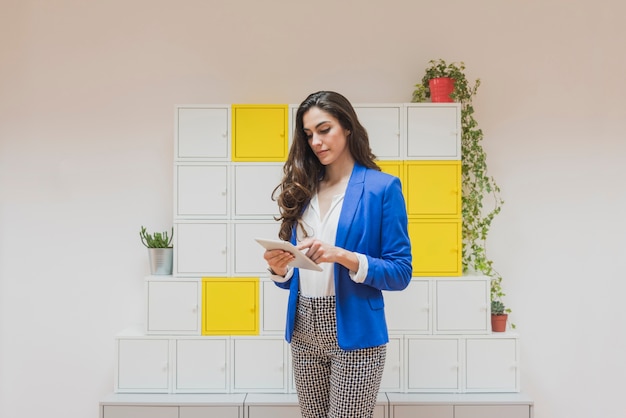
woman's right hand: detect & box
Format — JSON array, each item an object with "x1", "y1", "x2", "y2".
[{"x1": 263, "y1": 249, "x2": 295, "y2": 277}]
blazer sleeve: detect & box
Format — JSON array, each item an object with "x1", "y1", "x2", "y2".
[{"x1": 360, "y1": 175, "x2": 412, "y2": 291}]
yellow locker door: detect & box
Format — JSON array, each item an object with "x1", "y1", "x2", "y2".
[
  {"x1": 408, "y1": 219, "x2": 461, "y2": 276},
  {"x1": 232, "y1": 105, "x2": 288, "y2": 162},
  {"x1": 377, "y1": 160, "x2": 403, "y2": 179},
  {"x1": 202, "y1": 278, "x2": 259, "y2": 335},
  {"x1": 405, "y1": 161, "x2": 461, "y2": 218}
]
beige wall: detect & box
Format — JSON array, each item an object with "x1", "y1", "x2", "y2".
[{"x1": 1, "y1": 1, "x2": 625, "y2": 417}]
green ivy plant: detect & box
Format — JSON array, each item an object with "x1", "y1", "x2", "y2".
[
  {"x1": 412, "y1": 59, "x2": 512, "y2": 322},
  {"x1": 140, "y1": 226, "x2": 173, "y2": 248}
]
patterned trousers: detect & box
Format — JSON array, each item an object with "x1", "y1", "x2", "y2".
[{"x1": 291, "y1": 294, "x2": 386, "y2": 418}]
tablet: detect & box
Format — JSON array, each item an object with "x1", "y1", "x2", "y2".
[{"x1": 255, "y1": 238, "x2": 323, "y2": 271}]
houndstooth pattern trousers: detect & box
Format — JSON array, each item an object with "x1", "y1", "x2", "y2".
[{"x1": 291, "y1": 294, "x2": 386, "y2": 418}]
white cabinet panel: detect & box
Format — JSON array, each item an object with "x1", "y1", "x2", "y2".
[
  {"x1": 407, "y1": 337, "x2": 459, "y2": 392},
  {"x1": 262, "y1": 280, "x2": 289, "y2": 333},
  {"x1": 435, "y1": 278, "x2": 489, "y2": 334},
  {"x1": 175, "y1": 339, "x2": 228, "y2": 392},
  {"x1": 406, "y1": 104, "x2": 460, "y2": 160},
  {"x1": 147, "y1": 279, "x2": 199, "y2": 335},
  {"x1": 455, "y1": 405, "x2": 529, "y2": 418},
  {"x1": 234, "y1": 222, "x2": 280, "y2": 275},
  {"x1": 246, "y1": 405, "x2": 301, "y2": 418},
  {"x1": 391, "y1": 405, "x2": 453, "y2": 418},
  {"x1": 177, "y1": 107, "x2": 229, "y2": 159},
  {"x1": 380, "y1": 336, "x2": 402, "y2": 391},
  {"x1": 354, "y1": 104, "x2": 402, "y2": 159},
  {"x1": 465, "y1": 338, "x2": 519, "y2": 392},
  {"x1": 175, "y1": 222, "x2": 228, "y2": 276},
  {"x1": 232, "y1": 338, "x2": 287, "y2": 392},
  {"x1": 176, "y1": 164, "x2": 228, "y2": 217},
  {"x1": 233, "y1": 164, "x2": 282, "y2": 218},
  {"x1": 180, "y1": 406, "x2": 241, "y2": 418},
  {"x1": 385, "y1": 279, "x2": 430, "y2": 333},
  {"x1": 116, "y1": 339, "x2": 170, "y2": 392},
  {"x1": 103, "y1": 405, "x2": 178, "y2": 418}
]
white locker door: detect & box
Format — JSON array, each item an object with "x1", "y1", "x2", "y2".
[
  {"x1": 175, "y1": 339, "x2": 229, "y2": 392},
  {"x1": 116, "y1": 339, "x2": 170, "y2": 392},
  {"x1": 147, "y1": 280, "x2": 199, "y2": 334},
  {"x1": 175, "y1": 222, "x2": 228, "y2": 276},
  {"x1": 233, "y1": 164, "x2": 283, "y2": 218},
  {"x1": 176, "y1": 164, "x2": 228, "y2": 217},
  {"x1": 465, "y1": 338, "x2": 519, "y2": 392},
  {"x1": 233, "y1": 222, "x2": 281, "y2": 275},
  {"x1": 407, "y1": 337, "x2": 459, "y2": 391},
  {"x1": 354, "y1": 105, "x2": 402, "y2": 159},
  {"x1": 384, "y1": 279, "x2": 430, "y2": 333},
  {"x1": 177, "y1": 107, "x2": 229, "y2": 159},
  {"x1": 233, "y1": 338, "x2": 287, "y2": 392},
  {"x1": 406, "y1": 105, "x2": 460, "y2": 159}
]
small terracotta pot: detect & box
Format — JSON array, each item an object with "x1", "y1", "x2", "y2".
[{"x1": 491, "y1": 314, "x2": 508, "y2": 332}]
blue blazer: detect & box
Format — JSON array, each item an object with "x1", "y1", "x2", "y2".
[{"x1": 274, "y1": 163, "x2": 412, "y2": 350}]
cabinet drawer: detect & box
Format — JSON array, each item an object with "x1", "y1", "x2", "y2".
[
  {"x1": 391, "y1": 405, "x2": 453, "y2": 418},
  {"x1": 103, "y1": 406, "x2": 177, "y2": 418},
  {"x1": 247, "y1": 405, "x2": 301, "y2": 418},
  {"x1": 455, "y1": 405, "x2": 530, "y2": 418},
  {"x1": 180, "y1": 405, "x2": 241, "y2": 418}
]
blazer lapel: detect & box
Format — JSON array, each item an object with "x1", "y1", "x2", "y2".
[{"x1": 335, "y1": 164, "x2": 366, "y2": 248}]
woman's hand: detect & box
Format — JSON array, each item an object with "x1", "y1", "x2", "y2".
[
  {"x1": 297, "y1": 238, "x2": 360, "y2": 271},
  {"x1": 263, "y1": 249, "x2": 294, "y2": 276}
]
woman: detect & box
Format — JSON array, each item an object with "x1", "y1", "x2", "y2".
[{"x1": 264, "y1": 91, "x2": 412, "y2": 417}]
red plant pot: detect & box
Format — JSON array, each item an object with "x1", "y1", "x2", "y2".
[{"x1": 429, "y1": 77, "x2": 455, "y2": 102}]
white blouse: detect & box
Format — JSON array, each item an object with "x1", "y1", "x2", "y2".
[{"x1": 271, "y1": 192, "x2": 369, "y2": 296}]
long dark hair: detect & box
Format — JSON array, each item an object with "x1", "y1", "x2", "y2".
[{"x1": 273, "y1": 91, "x2": 379, "y2": 240}]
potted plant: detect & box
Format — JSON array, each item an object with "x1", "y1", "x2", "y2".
[
  {"x1": 412, "y1": 59, "x2": 513, "y2": 327},
  {"x1": 140, "y1": 226, "x2": 173, "y2": 275},
  {"x1": 491, "y1": 300, "x2": 510, "y2": 332},
  {"x1": 412, "y1": 59, "x2": 468, "y2": 103}
]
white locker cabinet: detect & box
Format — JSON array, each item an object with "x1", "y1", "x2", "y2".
[
  {"x1": 465, "y1": 337, "x2": 519, "y2": 392},
  {"x1": 435, "y1": 277, "x2": 490, "y2": 334},
  {"x1": 380, "y1": 336, "x2": 402, "y2": 392},
  {"x1": 115, "y1": 338, "x2": 170, "y2": 393},
  {"x1": 176, "y1": 164, "x2": 229, "y2": 218},
  {"x1": 103, "y1": 405, "x2": 178, "y2": 418},
  {"x1": 175, "y1": 222, "x2": 228, "y2": 276},
  {"x1": 261, "y1": 280, "x2": 289, "y2": 333},
  {"x1": 233, "y1": 164, "x2": 282, "y2": 218},
  {"x1": 232, "y1": 337, "x2": 288, "y2": 392},
  {"x1": 175, "y1": 338, "x2": 229, "y2": 393},
  {"x1": 405, "y1": 104, "x2": 461, "y2": 160},
  {"x1": 146, "y1": 278, "x2": 200, "y2": 335},
  {"x1": 233, "y1": 221, "x2": 281, "y2": 275},
  {"x1": 406, "y1": 337, "x2": 460, "y2": 392},
  {"x1": 176, "y1": 106, "x2": 230, "y2": 160},
  {"x1": 354, "y1": 104, "x2": 403, "y2": 160},
  {"x1": 384, "y1": 279, "x2": 430, "y2": 333}
]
